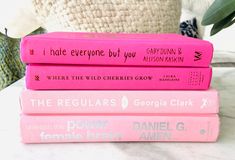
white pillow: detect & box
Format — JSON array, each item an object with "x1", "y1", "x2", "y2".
[{"x1": 181, "y1": 0, "x2": 214, "y2": 38}]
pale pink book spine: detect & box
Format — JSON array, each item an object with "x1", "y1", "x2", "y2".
[
  {"x1": 25, "y1": 65, "x2": 212, "y2": 90},
  {"x1": 20, "y1": 114, "x2": 220, "y2": 143},
  {"x1": 20, "y1": 32, "x2": 213, "y2": 67},
  {"x1": 20, "y1": 89, "x2": 219, "y2": 114}
]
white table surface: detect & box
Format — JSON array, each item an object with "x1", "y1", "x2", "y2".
[{"x1": 0, "y1": 67, "x2": 235, "y2": 160}]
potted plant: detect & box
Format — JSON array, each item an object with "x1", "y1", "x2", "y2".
[{"x1": 202, "y1": 0, "x2": 235, "y2": 35}]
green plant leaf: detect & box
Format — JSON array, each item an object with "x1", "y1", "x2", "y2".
[
  {"x1": 210, "y1": 11, "x2": 235, "y2": 35},
  {"x1": 202, "y1": 0, "x2": 235, "y2": 25},
  {"x1": 223, "y1": 18, "x2": 235, "y2": 28}
]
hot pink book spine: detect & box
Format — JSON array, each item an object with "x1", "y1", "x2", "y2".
[
  {"x1": 20, "y1": 114, "x2": 220, "y2": 143},
  {"x1": 20, "y1": 32, "x2": 213, "y2": 67},
  {"x1": 20, "y1": 89, "x2": 219, "y2": 114},
  {"x1": 26, "y1": 65, "x2": 212, "y2": 90}
]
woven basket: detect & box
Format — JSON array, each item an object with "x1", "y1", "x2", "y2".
[{"x1": 33, "y1": 0, "x2": 181, "y2": 33}]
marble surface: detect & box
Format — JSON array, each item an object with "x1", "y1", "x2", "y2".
[{"x1": 0, "y1": 67, "x2": 235, "y2": 160}]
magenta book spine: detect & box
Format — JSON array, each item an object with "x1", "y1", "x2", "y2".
[
  {"x1": 20, "y1": 89, "x2": 219, "y2": 114},
  {"x1": 20, "y1": 32, "x2": 213, "y2": 67},
  {"x1": 20, "y1": 114, "x2": 220, "y2": 143},
  {"x1": 25, "y1": 65, "x2": 212, "y2": 90}
]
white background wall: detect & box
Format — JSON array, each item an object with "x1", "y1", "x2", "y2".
[{"x1": 204, "y1": 26, "x2": 235, "y2": 52}]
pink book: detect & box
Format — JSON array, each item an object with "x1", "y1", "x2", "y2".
[
  {"x1": 20, "y1": 89, "x2": 219, "y2": 114},
  {"x1": 20, "y1": 32, "x2": 213, "y2": 67},
  {"x1": 20, "y1": 114, "x2": 220, "y2": 143},
  {"x1": 26, "y1": 65, "x2": 212, "y2": 90}
]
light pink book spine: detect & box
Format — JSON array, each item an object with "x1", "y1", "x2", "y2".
[
  {"x1": 20, "y1": 114, "x2": 220, "y2": 143},
  {"x1": 25, "y1": 65, "x2": 212, "y2": 90},
  {"x1": 20, "y1": 32, "x2": 213, "y2": 67},
  {"x1": 20, "y1": 89, "x2": 219, "y2": 114}
]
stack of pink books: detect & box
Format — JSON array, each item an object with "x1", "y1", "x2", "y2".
[{"x1": 19, "y1": 32, "x2": 220, "y2": 143}]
